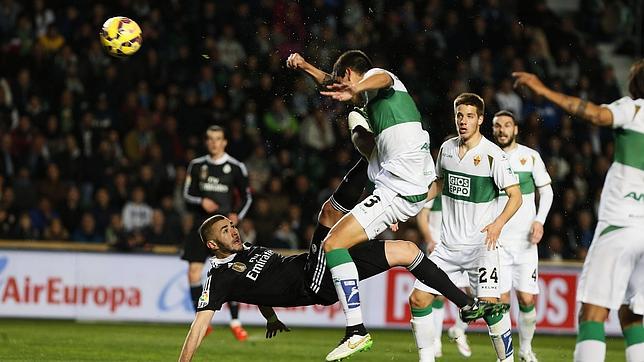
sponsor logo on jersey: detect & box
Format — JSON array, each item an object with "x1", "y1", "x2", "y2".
[
  {"x1": 420, "y1": 142, "x2": 430, "y2": 151},
  {"x1": 340, "y1": 279, "x2": 360, "y2": 308},
  {"x1": 200, "y1": 165, "x2": 208, "y2": 180},
  {"x1": 223, "y1": 164, "x2": 231, "y2": 174},
  {"x1": 448, "y1": 174, "x2": 470, "y2": 197},
  {"x1": 230, "y1": 262, "x2": 247, "y2": 273},
  {"x1": 473, "y1": 155, "x2": 481, "y2": 166},
  {"x1": 624, "y1": 192, "x2": 644, "y2": 202},
  {"x1": 246, "y1": 249, "x2": 274, "y2": 281},
  {"x1": 520, "y1": 157, "x2": 527, "y2": 165}
]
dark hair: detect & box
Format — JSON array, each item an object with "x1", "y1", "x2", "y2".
[
  {"x1": 628, "y1": 59, "x2": 644, "y2": 99},
  {"x1": 332, "y1": 50, "x2": 373, "y2": 79},
  {"x1": 198, "y1": 214, "x2": 227, "y2": 245},
  {"x1": 206, "y1": 125, "x2": 226, "y2": 138},
  {"x1": 493, "y1": 110, "x2": 517, "y2": 123},
  {"x1": 453, "y1": 93, "x2": 485, "y2": 117}
]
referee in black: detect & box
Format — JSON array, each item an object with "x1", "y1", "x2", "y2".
[{"x1": 182, "y1": 125, "x2": 252, "y2": 340}]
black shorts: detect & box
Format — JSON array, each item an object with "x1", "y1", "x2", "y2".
[
  {"x1": 180, "y1": 225, "x2": 210, "y2": 263},
  {"x1": 308, "y1": 239, "x2": 390, "y2": 304}
]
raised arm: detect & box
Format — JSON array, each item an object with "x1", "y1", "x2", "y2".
[
  {"x1": 258, "y1": 306, "x2": 290, "y2": 339},
  {"x1": 179, "y1": 310, "x2": 215, "y2": 362},
  {"x1": 512, "y1": 72, "x2": 614, "y2": 127},
  {"x1": 286, "y1": 53, "x2": 334, "y2": 85}
]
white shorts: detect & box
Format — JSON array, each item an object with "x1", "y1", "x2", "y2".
[
  {"x1": 431, "y1": 239, "x2": 469, "y2": 289},
  {"x1": 577, "y1": 222, "x2": 644, "y2": 314},
  {"x1": 414, "y1": 243, "x2": 501, "y2": 298},
  {"x1": 351, "y1": 186, "x2": 425, "y2": 239},
  {"x1": 499, "y1": 241, "x2": 539, "y2": 294}
]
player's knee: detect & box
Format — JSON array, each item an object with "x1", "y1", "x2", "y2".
[
  {"x1": 499, "y1": 292, "x2": 511, "y2": 304},
  {"x1": 578, "y1": 303, "x2": 609, "y2": 323},
  {"x1": 409, "y1": 289, "x2": 433, "y2": 309},
  {"x1": 618, "y1": 305, "x2": 643, "y2": 329},
  {"x1": 323, "y1": 235, "x2": 341, "y2": 252},
  {"x1": 518, "y1": 293, "x2": 535, "y2": 307},
  {"x1": 385, "y1": 240, "x2": 421, "y2": 266},
  {"x1": 399, "y1": 240, "x2": 421, "y2": 263},
  {"x1": 319, "y1": 200, "x2": 343, "y2": 227},
  {"x1": 187, "y1": 265, "x2": 202, "y2": 283}
]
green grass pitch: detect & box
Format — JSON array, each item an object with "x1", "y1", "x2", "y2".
[{"x1": 0, "y1": 319, "x2": 626, "y2": 361}]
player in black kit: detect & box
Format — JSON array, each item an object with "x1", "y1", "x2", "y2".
[
  {"x1": 179, "y1": 160, "x2": 508, "y2": 362},
  {"x1": 181, "y1": 125, "x2": 252, "y2": 340}
]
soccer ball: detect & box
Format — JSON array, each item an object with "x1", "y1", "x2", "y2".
[{"x1": 100, "y1": 16, "x2": 142, "y2": 57}]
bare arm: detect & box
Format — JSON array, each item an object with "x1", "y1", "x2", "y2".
[
  {"x1": 354, "y1": 72, "x2": 394, "y2": 93},
  {"x1": 481, "y1": 184, "x2": 522, "y2": 249},
  {"x1": 320, "y1": 71, "x2": 394, "y2": 102},
  {"x1": 512, "y1": 72, "x2": 614, "y2": 127},
  {"x1": 426, "y1": 179, "x2": 443, "y2": 202},
  {"x1": 286, "y1": 53, "x2": 333, "y2": 85},
  {"x1": 179, "y1": 310, "x2": 214, "y2": 362}
]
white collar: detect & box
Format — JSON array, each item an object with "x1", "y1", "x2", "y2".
[
  {"x1": 207, "y1": 153, "x2": 230, "y2": 165},
  {"x1": 209, "y1": 244, "x2": 250, "y2": 268}
]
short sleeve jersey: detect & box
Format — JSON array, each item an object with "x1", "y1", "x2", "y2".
[
  {"x1": 599, "y1": 97, "x2": 644, "y2": 226},
  {"x1": 361, "y1": 68, "x2": 434, "y2": 197},
  {"x1": 196, "y1": 245, "x2": 319, "y2": 311},
  {"x1": 498, "y1": 144, "x2": 551, "y2": 242},
  {"x1": 437, "y1": 137, "x2": 519, "y2": 248}
]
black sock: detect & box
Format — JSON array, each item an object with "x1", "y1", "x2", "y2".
[
  {"x1": 229, "y1": 301, "x2": 240, "y2": 320},
  {"x1": 190, "y1": 284, "x2": 202, "y2": 311},
  {"x1": 408, "y1": 253, "x2": 474, "y2": 308},
  {"x1": 346, "y1": 323, "x2": 368, "y2": 336}
]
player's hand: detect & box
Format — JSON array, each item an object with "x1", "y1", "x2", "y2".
[
  {"x1": 530, "y1": 221, "x2": 544, "y2": 244},
  {"x1": 481, "y1": 219, "x2": 504, "y2": 250},
  {"x1": 320, "y1": 82, "x2": 358, "y2": 102},
  {"x1": 389, "y1": 222, "x2": 399, "y2": 232},
  {"x1": 228, "y1": 213, "x2": 239, "y2": 225},
  {"x1": 286, "y1": 53, "x2": 307, "y2": 70},
  {"x1": 512, "y1": 72, "x2": 548, "y2": 96},
  {"x1": 201, "y1": 198, "x2": 219, "y2": 213},
  {"x1": 266, "y1": 319, "x2": 290, "y2": 339}
]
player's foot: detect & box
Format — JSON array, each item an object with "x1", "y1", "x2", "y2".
[
  {"x1": 434, "y1": 337, "x2": 443, "y2": 358},
  {"x1": 205, "y1": 325, "x2": 214, "y2": 337},
  {"x1": 459, "y1": 299, "x2": 510, "y2": 323},
  {"x1": 519, "y1": 350, "x2": 538, "y2": 362},
  {"x1": 447, "y1": 326, "x2": 472, "y2": 358},
  {"x1": 230, "y1": 324, "x2": 248, "y2": 341},
  {"x1": 325, "y1": 326, "x2": 373, "y2": 361}
]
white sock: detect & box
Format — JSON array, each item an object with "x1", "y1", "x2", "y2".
[
  {"x1": 411, "y1": 313, "x2": 435, "y2": 362},
  {"x1": 626, "y1": 343, "x2": 644, "y2": 362},
  {"x1": 574, "y1": 340, "x2": 605, "y2": 362},
  {"x1": 488, "y1": 312, "x2": 514, "y2": 361},
  {"x1": 518, "y1": 307, "x2": 537, "y2": 353},
  {"x1": 329, "y1": 262, "x2": 363, "y2": 326},
  {"x1": 432, "y1": 304, "x2": 445, "y2": 344},
  {"x1": 453, "y1": 312, "x2": 469, "y2": 334}
]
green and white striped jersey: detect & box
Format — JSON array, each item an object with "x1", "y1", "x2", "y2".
[
  {"x1": 600, "y1": 97, "x2": 644, "y2": 226},
  {"x1": 437, "y1": 136, "x2": 518, "y2": 248},
  {"x1": 362, "y1": 68, "x2": 434, "y2": 197},
  {"x1": 498, "y1": 144, "x2": 551, "y2": 242}
]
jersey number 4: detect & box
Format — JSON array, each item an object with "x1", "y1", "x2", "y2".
[{"x1": 479, "y1": 267, "x2": 498, "y2": 284}]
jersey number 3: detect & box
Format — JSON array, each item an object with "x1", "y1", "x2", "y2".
[{"x1": 362, "y1": 195, "x2": 381, "y2": 208}]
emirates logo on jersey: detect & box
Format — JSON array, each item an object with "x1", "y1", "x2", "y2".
[
  {"x1": 520, "y1": 158, "x2": 527, "y2": 165},
  {"x1": 473, "y1": 155, "x2": 481, "y2": 166}
]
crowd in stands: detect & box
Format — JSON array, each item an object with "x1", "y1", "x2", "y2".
[{"x1": 0, "y1": 0, "x2": 638, "y2": 260}]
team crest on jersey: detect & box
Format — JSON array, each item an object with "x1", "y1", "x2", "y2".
[
  {"x1": 197, "y1": 291, "x2": 209, "y2": 308},
  {"x1": 200, "y1": 165, "x2": 208, "y2": 180},
  {"x1": 520, "y1": 157, "x2": 527, "y2": 165},
  {"x1": 229, "y1": 262, "x2": 247, "y2": 273},
  {"x1": 473, "y1": 155, "x2": 481, "y2": 166},
  {"x1": 223, "y1": 164, "x2": 231, "y2": 174}
]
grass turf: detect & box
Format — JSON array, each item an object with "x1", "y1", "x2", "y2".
[{"x1": 0, "y1": 319, "x2": 626, "y2": 361}]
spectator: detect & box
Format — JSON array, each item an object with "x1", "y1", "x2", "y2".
[
  {"x1": 43, "y1": 217, "x2": 69, "y2": 240},
  {"x1": 71, "y1": 212, "x2": 103, "y2": 243},
  {"x1": 121, "y1": 185, "x2": 153, "y2": 233}
]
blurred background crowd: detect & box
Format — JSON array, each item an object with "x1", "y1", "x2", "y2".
[{"x1": 0, "y1": 0, "x2": 641, "y2": 260}]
